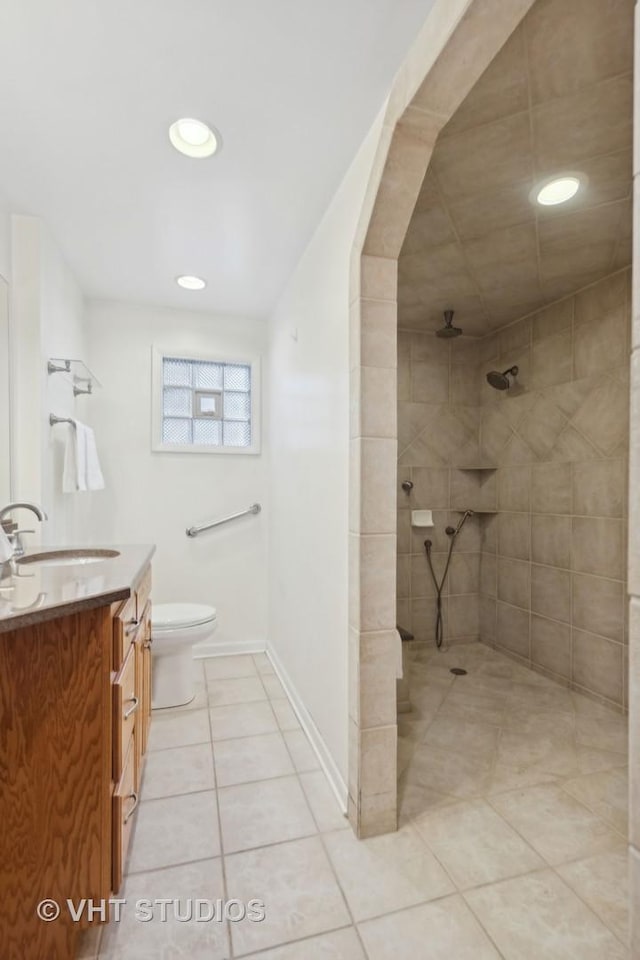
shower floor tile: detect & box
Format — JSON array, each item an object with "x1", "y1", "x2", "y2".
[{"x1": 400, "y1": 640, "x2": 629, "y2": 954}]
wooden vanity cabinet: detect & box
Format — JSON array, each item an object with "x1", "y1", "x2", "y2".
[{"x1": 0, "y1": 562, "x2": 152, "y2": 960}]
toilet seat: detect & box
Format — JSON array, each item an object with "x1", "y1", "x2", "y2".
[{"x1": 152, "y1": 602, "x2": 217, "y2": 632}]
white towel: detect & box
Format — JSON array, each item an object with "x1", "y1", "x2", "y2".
[
  {"x1": 0, "y1": 525, "x2": 13, "y2": 562},
  {"x1": 62, "y1": 420, "x2": 105, "y2": 492}
]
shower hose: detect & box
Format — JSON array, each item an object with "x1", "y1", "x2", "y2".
[
  {"x1": 423, "y1": 511, "x2": 473, "y2": 648},
  {"x1": 423, "y1": 536, "x2": 455, "y2": 649}
]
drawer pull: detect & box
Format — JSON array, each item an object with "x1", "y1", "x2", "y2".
[
  {"x1": 125, "y1": 618, "x2": 140, "y2": 636},
  {"x1": 123, "y1": 696, "x2": 139, "y2": 720},
  {"x1": 123, "y1": 791, "x2": 139, "y2": 824}
]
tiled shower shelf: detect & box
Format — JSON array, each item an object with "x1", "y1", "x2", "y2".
[
  {"x1": 454, "y1": 464, "x2": 497, "y2": 471},
  {"x1": 451, "y1": 509, "x2": 496, "y2": 514}
]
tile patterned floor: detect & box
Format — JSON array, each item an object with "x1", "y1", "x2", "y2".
[{"x1": 77, "y1": 644, "x2": 629, "y2": 959}]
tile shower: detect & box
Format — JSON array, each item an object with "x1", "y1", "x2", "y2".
[{"x1": 397, "y1": 268, "x2": 630, "y2": 711}]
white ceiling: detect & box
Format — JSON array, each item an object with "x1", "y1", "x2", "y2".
[{"x1": 0, "y1": 0, "x2": 436, "y2": 317}]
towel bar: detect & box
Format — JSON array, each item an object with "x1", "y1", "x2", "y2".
[{"x1": 49, "y1": 414, "x2": 74, "y2": 426}]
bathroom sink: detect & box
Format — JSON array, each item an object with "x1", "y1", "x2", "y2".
[{"x1": 17, "y1": 549, "x2": 121, "y2": 567}]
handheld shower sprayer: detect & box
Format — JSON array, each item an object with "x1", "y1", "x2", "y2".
[{"x1": 423, "y1": 510, "x2": 475, "y2": 648}]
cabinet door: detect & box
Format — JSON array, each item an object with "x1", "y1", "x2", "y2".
[
  {"x1": 112, "y1": 739, "x2": 137, "y2": 894},
  {"x1": 112, "y1": 644, "x2": 137, "y2": 782}
]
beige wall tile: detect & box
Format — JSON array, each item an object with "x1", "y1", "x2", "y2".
[
  {"x1": 498, "y1": 465, "x2": 530, "y2": 512},
  {"x1": 448, "y1": 594, "x2": 480, "y2": 638},
  {"x1": 410, "y1": 554, "x2": 438, "y2": 600},
  {"x1": 359, "y1": 535, "x2": 397, "y2": 632},
  {"x1": 412, "y1": 467, "x2": 450, "y2": 509},
  {"x1": 411, "y1": 360, "x2": 449, "y2": 403},
  {"x1": 572, "y1": 629, "x2": 623, "y2": 702},
  {"x1": 571, "y1": 517, "x2": 624, "y2": 578},
  {"x1": 531, "y1": 563, "x2": 571, "y2": 624},
  {"x1": 531, "y1": 514, "x2": 571, "y2": 568},
  {"x1": 531, "y1": 614, "x2": 571, "y2": 679},
  {"x1": 532, "y1": 298, "x2": 573, "y2": 341},
  {"x1": 498, "y1": 512, "x2": 531, "y2": 560},
  {"x1": 361, "y1": 255, "x2": 398, "y2": 303},
  {"x1": 496, "y1": 601, "x2": 530, "y2": 658},
  {"x1": 397, "y1": 555, "x2": 410, "y2": 600},
  {"x1": 360, "y1": 299, "x2": 398, "y2": 369},
  {"x1": 449, "y1": 552, "x2": 481, "y2": 596},
  {"x1": 480, "y1": 596, "x2": 497, "y2": 641},
  {"x1": 360, "y1": 438, "x2": 397, "y2": 535},
  {"x1": 573, "y1": 459, "x2": 626, "y2": 518},
  {"x1": 572, "y1": 573, "x2": 625, "y2": 643},
  {"x1": 360, "y1": 367, "x2": 397, "y2": 439},
  {"x1": 531, "y1": 462, "x2": 572, "y2": 515},
  {"x1": 360, "y1": 725, "x2": 398, "y2": 797},
  {"x1": 531, "y1": 329, "x2": 574, "y2": 389},
  {"x1": 497, "y1": 557, "x2": 530, "y2": 610},
  {"x1": 480, "y1": 553, "x2": 497, "y2": 598},
  {"x1": 359, "y1": 632, "x2": 399, "y2": 728}
]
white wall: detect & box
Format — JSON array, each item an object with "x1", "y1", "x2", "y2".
[
  {"x1": 267, "y1": 108, "x2": 385, "y2": 798},
  {"x1": 10, "y1": 215, "x2": 89, "y2": 543},
  {"x1": 87, "y1": 301, "x2": 268, "y2": 652}
]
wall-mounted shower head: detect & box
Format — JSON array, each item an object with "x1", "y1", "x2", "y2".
[
  {"x1": 486, "y1": 366, "x2": 519, "y2": 390},
  {"x1": 436, "y1": 310, "x2": 462, "y2": 339}
]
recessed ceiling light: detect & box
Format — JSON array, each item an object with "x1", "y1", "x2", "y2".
[
  {"x1": 176, "y1": 275, "x2": 206, "y2": 291},
  {"x1": 534, "y1": 175, "x2": 582, "y2": 206},
  {"x1": 169, "y1": 118, "x2": 220, "y2": 158}
]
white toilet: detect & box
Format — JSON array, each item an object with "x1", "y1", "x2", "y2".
[{"x1": 151, "y1": 603, "x2": 217, "y2": 709}]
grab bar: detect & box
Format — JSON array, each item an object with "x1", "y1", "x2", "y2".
[{"x1": 186, "y1": 503, "x2": 261, "y2": 538}]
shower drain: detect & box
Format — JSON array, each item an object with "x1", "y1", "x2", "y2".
[{"x1": 450, "y1": 668, "x2": 467, "y2": 676}]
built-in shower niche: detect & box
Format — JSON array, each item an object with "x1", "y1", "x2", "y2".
[{"x1": 450, "y1": 465, "x2": 497, "y2": 514}]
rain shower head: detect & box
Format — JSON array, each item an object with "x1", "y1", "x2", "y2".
[
  {"x1": 486, "y1": 366, "x2": 519, "y2": 390},
  {"x1": 436, "y1": 310, "x2": 462, "y2": 339}
]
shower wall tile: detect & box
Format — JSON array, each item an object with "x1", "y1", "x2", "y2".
[
  {"x1": 497, "y1": 557, "x2": 530, "y2": 609},
  {"x1": 449, "y1": 552, "x2": 481, "y2": 596},
  {"x1": 572, "y1": 458, "x2": 626, "y2": 517},
  {"x1": 398, "y1": 272, "x2": 629, "y2": 707},
  {"x1": 531, "y1": 614, "x2": 571, "y2": 679},
  {"x1": 498, "y1": 512, "x2": 531, "y2": 560},
  {"x1": 531, "y1": 514, "x2": 571, "y2": 568},
  {"x1": 571, "y1": 573, "x2": 625, "y2": 643},
  {"x1": 497, "y1": 465, "x2": 530, "y2": 512},
  {"x1": 530, "y1": 564, "x2": 571, "y2": 624},
  {"x1": 448, "y1": 593, "x2": 480, "y2": 639},
  {"x1": 531, "y1": 462, "x2": 572, "y2": 514},
  {"x1": 496, "y1": 602, "x2": 530, "y2": 658},
  {"x1": 572, "y1": 629, "x2": 624, "y2": 703},
  {"x1": 474, "y1": 270, "x2": 630, "y2": 708},
  {"x1": 571, "y1": 517, "x2": 625, "y2": 579}
]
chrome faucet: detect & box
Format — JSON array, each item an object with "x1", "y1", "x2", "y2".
[{"x1": 0, "y1": 501, "x2": 48, "y2": 558}]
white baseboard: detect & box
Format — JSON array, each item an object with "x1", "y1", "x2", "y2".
[
  {"x1": 266, "y1": 645, "x2": 348, "y2": 814},
  {"x1": 193, "y1": 639, "x2": 267, "y2": 658}
]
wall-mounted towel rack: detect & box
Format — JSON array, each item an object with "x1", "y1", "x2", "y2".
[
  {"x1": 186, "y1": 503, "x2": 261, "y2": 538},
  {"x1": 49, "y1": 414, "x2": 74, "y2": 426},
  {"x1": 47, "y1": 358, "x2": 101, "y2": 397}
]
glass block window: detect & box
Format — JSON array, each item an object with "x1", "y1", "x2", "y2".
[{"x1": 161, "y1": 356, "x2": 252, "y2": 449}]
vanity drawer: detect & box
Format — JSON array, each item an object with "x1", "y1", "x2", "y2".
[
  {"x1": 113, "y1": 596, "x2": 139, "y2": 671},
  {"x1": 135, "y1": 565, "x2": 152, "y2": 620},
  {"x1": 112, "y1": 740, "x2": 137, "y2": 895},
  {"x1": 113, "y1": 645, "x2": 137, "y2": 781}
]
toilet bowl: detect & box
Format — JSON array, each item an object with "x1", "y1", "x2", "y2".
[{"x1": 151, "y1": 602, "x2": 217, "y2": 709}]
